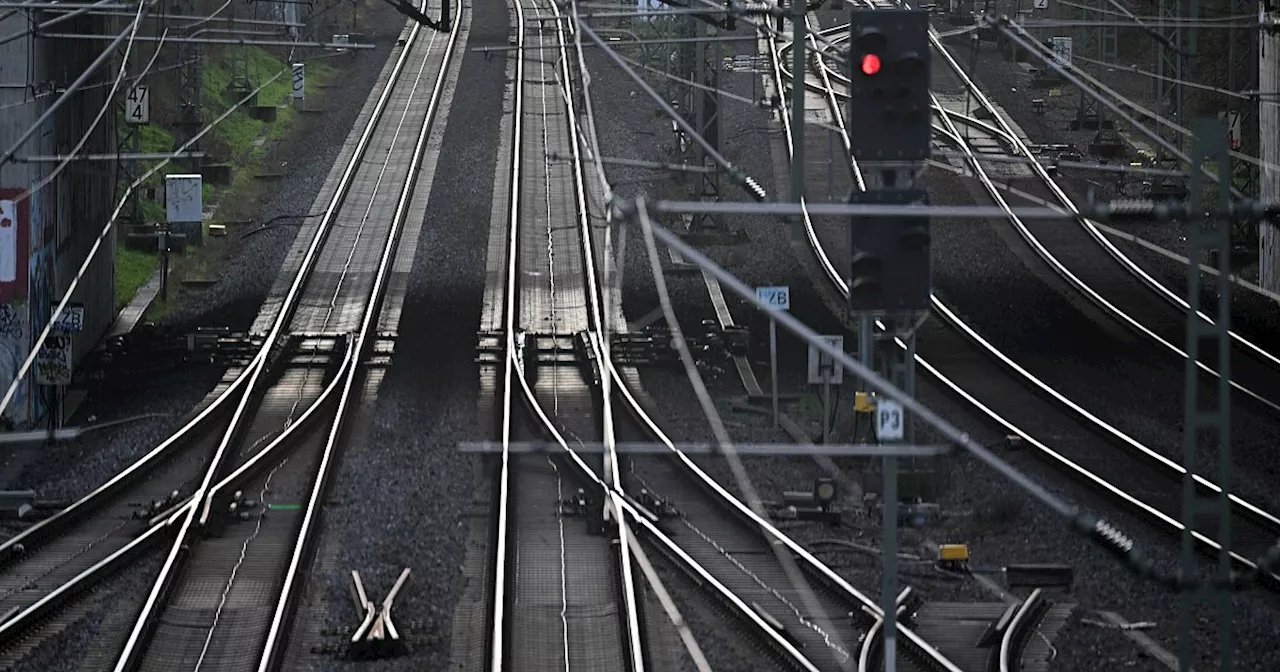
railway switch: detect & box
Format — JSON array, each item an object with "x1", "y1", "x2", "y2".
[
  {"x1": 776, "y1": 478, "x2": 841, "y2": 524},
  {"x1": 635, "y1": 489, "x2": 680, "y2": 520}
]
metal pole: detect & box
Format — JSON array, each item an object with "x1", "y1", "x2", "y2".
[
  {"x1": 159, "y1": 228, "x2": 168, "y2": 302},
  {"x1": 770, "y1": 318, "x2": 779, "y2": 428},
  {"x1": 827, "y1": 129, "x2": 833, "y2": 199},
  {"x1": 0, "y1": 1, "x2": 155, "y2": 166},
  {"x1": 882, "y1": 448, "x2": 898, "y2": 672},
  {"x1": 821, "y1": 378, "x2": 830, "y2": 445},
  {"x1": 790, "y1": 0, "x2": 805, "y2": 204}
]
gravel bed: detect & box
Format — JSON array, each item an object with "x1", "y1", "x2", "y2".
[
  {"x1": 2, "y1": 0, "x2": 408, "y2": 499},
  {"x1": 12, "y1": 552, "x2": 163, "y2": 672},
  {"x1": 0, "y1": 1, "x2": 412, "y2": 668},
  {"x1": 583, "y1": 14, "x2": 1279, "y2": 672},
  {"x1": 154, "y1": 0, "x2": 412, "y2": 332},
  {"x1": 281, "y1": 0, "x2": 510, "y2": 668}
]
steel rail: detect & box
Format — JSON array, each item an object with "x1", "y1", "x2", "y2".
[
  {"x1": 801, "y1": 11, "x2": 1280, "y2": 544},
  {"x1": 926, "y1": 17, "x2": 1280, "y2": 402},
  {"x1": 514, "y1": 362, "x2": 820, "y2": 671},
  {"x1": 256, "y1": 5, "x2": 465, "y2": 666},
  {"x1": 924, "y1": 96, "x2": 1280, "y2": 532},
  {"x1": 490, "y1": 0, "x2": 641, "y2": 667},
  {"x1": 606, "y1": 358, "x2": 962, "y2": 671},
  {"x1": 489, "y1": 0, "x2": 526, "y2": 659},
  {"x1": 783, "y1": 5, "x2": 1280, "y2": 583},
  {"x1": 0, "y1": 364, "x2": 253, "y2": 560},
  {"x1": 0, "y1": 503, "x2": 189, "y2": 645},
  {"x1": 998, "y1": 590, "x2": 1044, "y2": 672},
  {"x1": 199, "y1": 342, "x2": 355, "y2": 526},
  {"x1": 0, "y1": 349, "x2": 349, "y2": 645},
  {"x1": 544, "y1": 0, "x2": 645, "y2": 667},
  {"x1": 110, "y1": 9, "x2": 432, "y2": 670},
  {"x1": 799, "y1": 10, "x2": 1280, "y2": 416}
]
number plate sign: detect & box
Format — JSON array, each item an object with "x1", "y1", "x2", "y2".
[
  {"x1": 756, "y1": 286, "x2": 790, "y2": 312},
  {"x1": 125, "y1": 85, "x2": 149, "y2": 124},
  {"x1": 877, "y1": 399, "x2": 905, "y2": 441}
]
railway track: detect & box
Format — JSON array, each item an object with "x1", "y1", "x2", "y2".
[
  {"x1": 65, "y1": 5, "x2": 466, "y2": 670},
  {"x1": 767, "y1": 2, "x2": 1280, "y2": 584},
  {"x1": 487, "y1": 0, "x2": 643, "y2": 667},
  {"x1": 474, "y1": 3, "x2": 966, "y2": 669}
]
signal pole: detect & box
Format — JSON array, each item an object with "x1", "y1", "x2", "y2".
[
  {"x1": 790, "y1": 0, "x2": 805, "y2": 207},
  {"x1": 846, "y1": 10, "x2": 933, "y2": 671}
]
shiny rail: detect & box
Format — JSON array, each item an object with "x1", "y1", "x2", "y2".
[{"x1": 771, "y1": 1, "x2": 1280, "y2": 585}]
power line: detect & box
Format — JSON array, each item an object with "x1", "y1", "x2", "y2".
[
  {"x1": 11, "y1": 22, "x2": 168, "y2": 209},
  {"x1": 0, "y1": 64, "x2": 294, "y2": 418},
  {"x1": 0, "y1": 0, "x2": 158, "y2": 167}
]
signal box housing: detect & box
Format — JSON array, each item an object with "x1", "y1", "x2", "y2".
[{"x1": 847, "y1": 9, "x2": 933, "y2": 162}]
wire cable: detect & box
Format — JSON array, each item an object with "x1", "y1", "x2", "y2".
[
  {"x1": 0, "y1": 65, "x2": 292, "y2": 419},
  {"x1": 0, "y1": 0, "x2": 159, "y2": 167},
  {"x1": 11, "y1": 25, "x2": 168, "y2": 210}
]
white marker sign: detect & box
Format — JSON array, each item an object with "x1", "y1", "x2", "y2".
[
  {"x1": 291, "y1": 63, "x2": 306, "y2": 99},
  {"x1": 807, "y1": 335, "x2": 844, "y2": 385},
  {"x1": 1033, "y1": 0, "x2": 1048, "y2": 9},
  {"x1": 1050, "y1": 37, "x2": 1073, "y2": 66},
  {"x1": 165, "y1": 174, "x2": 203, "y2": 224},
  {"x1": 756, "y1": 286, "x2": 790, "y2": 311},
  {"x1": 125, "y1": 85, "x2": 149, "y2": 124},
  {"x1": 877, "y1": 399, "x2": 905, "y2": 441}
]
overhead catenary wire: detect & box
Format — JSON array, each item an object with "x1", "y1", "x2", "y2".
[
  {"x1": 12, "y1": 25, "x2": 169, "y2": 207},
  {"x1": 0, "y1": 64, "x2": 293, "y2": 419},
  {"x1": 0, "y1": 0, "x2": 119, "y2": 47},
  {"x1": 992, "y1": 17, "x2": 1254, "y2": 195},
  {"x1": 0, "y1": 0, "x2": 159, "y2": 167}
]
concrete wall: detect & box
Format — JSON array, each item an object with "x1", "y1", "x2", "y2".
[
  {"x1": 1260, "y1": 8, "x2": 1280, "y2": 290},
  {"x1": 0, "y1": 16, "x2": 119, "y2": 427}
]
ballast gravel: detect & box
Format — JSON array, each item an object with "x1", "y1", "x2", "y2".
[{"x1": 582, "y1": 11, "x2": 1278, "y2": 672}]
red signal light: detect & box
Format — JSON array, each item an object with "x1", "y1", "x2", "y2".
[{"x1": 860, "y1": 53, "x2": 882, "y2": 76}]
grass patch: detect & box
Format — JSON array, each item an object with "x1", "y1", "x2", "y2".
[
  {"x1": 127, "y1": 47, "x2": 338, "y2": 319},
  {"x1": 116, "y1": 247, "x2": 158, "y2": 311}
]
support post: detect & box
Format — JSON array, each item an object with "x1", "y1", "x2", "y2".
[
  {"x1": 789, "y1": 0, "x2": 805, "y2": 205},
  {"x1": 770, "y1": 318, "x2": 779, "y2": 428},
  {"x1": 1155, "y1": 0, "x2": 1198, "y2": 164},
  {"x1": 159, "y1": 227, "x2": 169, "y2": 302},
  {"x1": 821, "y1": 376, "x2": 830, "y2": 445},
  {"x1": 1178, "y1": 118, "x2": 1233, "y2": 672}
]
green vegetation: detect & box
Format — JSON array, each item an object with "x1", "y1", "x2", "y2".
[
  {"x1": 113, "y1": 46, "x2": 338, "y2": 314},
  {"x1": 116, "y1": 247, "x2": 158, "y2": 311}
]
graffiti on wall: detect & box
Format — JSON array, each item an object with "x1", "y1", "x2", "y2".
[
  {"x1": 35, "y1": 335, "x2": 72, "y2": 386},
  {"x1": 0, "y1": 304, "x2": 23, "y2": 339},
  {"x1": 0, "y1": 188, "x2": 32, "y2": 425}
]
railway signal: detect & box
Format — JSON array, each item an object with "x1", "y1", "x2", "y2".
[
  {"x1": 847, "y1": 9, "x2": 932, "y2": 162},
  {"x1": 848, "y1": 189, "x2": 932, "y2": 313}
]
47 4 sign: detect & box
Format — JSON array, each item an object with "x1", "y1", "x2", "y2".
[{"x1": 125, "y1": 85, "x2": 149, "y2": 125}]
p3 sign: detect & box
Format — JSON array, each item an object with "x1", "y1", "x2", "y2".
[{"x1": 876, "y1": 399, "x2": 905, "y2": 441}]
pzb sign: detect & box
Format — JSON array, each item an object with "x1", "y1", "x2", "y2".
[{"x1": 756, "y1": 286, "x2": 790, "y2": 311}]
